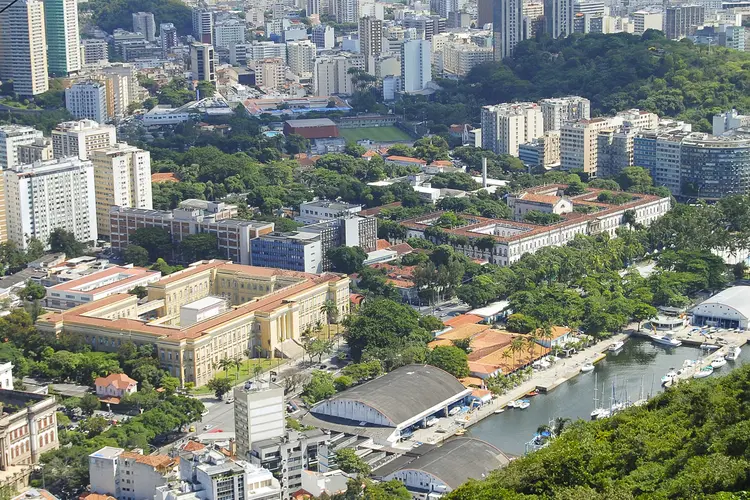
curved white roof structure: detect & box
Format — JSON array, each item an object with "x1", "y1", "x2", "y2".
[{"x1": 692, "y1": 286, "x2": 750, "y2": 329}]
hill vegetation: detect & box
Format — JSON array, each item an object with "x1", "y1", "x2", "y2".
[{"x1": 82, "y1": 0, "x2": 193, "y2": 36}]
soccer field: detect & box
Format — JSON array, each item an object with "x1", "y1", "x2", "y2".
[{"x1": 339, "y1": 126, "x2": 413, "y2": 143}]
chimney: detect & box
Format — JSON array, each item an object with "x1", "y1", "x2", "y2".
[{"x1": 482, "y1": 157, "x2": 488, "y2": 188}]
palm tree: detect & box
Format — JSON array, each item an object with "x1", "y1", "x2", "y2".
[
  {"x1": 501, "y1": 349, "x2": 512, "y2": 373},
  {"x1": 510, "y1": 337, "x2": 525, "y2": 372},
  {"x1": 553, "y1": 417, "x2": 571, "y2": 436},
  {"x1": 218, "y1": 357, "x2": 233, "y2": 380},
  {"x1": 539, "y1": 325, "x2": 554, "y2": 353},
  {"x1": 320, "y1": 300, "x2": 338, "y2": 340},
  {"x1": 232, "y1": 356, "x2": 242, "y2": 384},
  {"x1": 253, "y1": 364, "x2": 264, "y2": 382}
]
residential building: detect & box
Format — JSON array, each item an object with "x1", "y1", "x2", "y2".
[
  {"x1": 333, "y1": 0, "x2": 359, "y2": 22},
  {"x1": 132, "y1": 12, "x2": 156, "y2": 41},
  {"x1": 518, "y1": 130, "x2": 561, "y2": 168},
  {"x1": 17, "y1": 137, "x2": 53, "y2": 164},
  {"x1": 90, "y1": 143, "x2": 152, "y2": 237},
  {"x1": 544, "y1": 0, "x2": 574, "y2": 38},
  {"x1": 0, "y1": 125, "x2": 43, "y2": 169},
  {"x1": 313, "y1": 53, "x2": 365, "y2": 96},
  {"x1": 632, "y1": 10, "x2": 662, "y2": 35},
  {"x1": 713, "y1": 109, "x2": 750, "y2": 135},
  {"x1": 252, "y1": 58, "x2": 286, "y2": 90},
  {"x1": 250, "y1": 232, "x2": 323, "y2": 273},
  {"x1": 402, "y1": 15, "x2": 445, "y2": 41},
  {"x1": 45, "y1": 0, "x2": 81, "y2": 76},
  {"x1": 159, "y1": 23, "x2": 178, "y2": 56},
  {"x1": 191, "y1": 43, "x2": 216, "y2": 84},
  {"x1": 81, "y1": 39, "x2": 109, "y2": 65},
  {"x1": 723, "y1": 25, "x2": 745, "y2": 51},
  {"x1": 65, "y1": 81, "x2": 109, "y2": 123},
  {"x1": 560, "y1": 117, "x2": 617, "y2": 174},
  {"x1": 596, "y1": 128, "x2": 635, "y2": 178},
  {"x1": 401, "y1": 39, "x2": 432, "y2": 92},
  {"x1": 95, "y1": 373, "x2": 138, "y2": 401},
  {"x1": 38, "y1": 260, "x2": 351, "y2": 386},
  {"x1": 664, "y1": 5, "x2": 705, "y2": 40},
  {"x1": 286, "y1": 40, "x2": 316, "y2": 77},
  {"x1": 634, "y1": 129, "x2": 691, "y2": 195},
  {"x1": 359, "y1": 16, "x2": 383, "y2": 73},
  {"x1": 95, "y1": 63, "x2": 141, "y2": 119},
  {"x1": 539, "y1": 96, "x2": 591, "y2": 132},
  {"x1": 494, "y1": 0, "x2": 523, "y2": 59},
  {"x1": 192, "y1": 8, "x2": 214, "y2": 44},
  {"x1": 302, "y1": 217, "x2": 378, "y2": 270},
  {"x1": 233, "y1": 381, "x2": 285, "y2": 459},
  {"x1": 523, "y1": 2, "x2": 545, "y2": 38},
  {"x1": 481, "y1": 102, "x2": 544, "y2": 156},
  {"x1": 215, "y1": 19, "x2": 246, "y2": 49},
  {"x1": 308, "y1": 0, "x2": 321, "y2": 15},
  {"x1": 443, "y1": 43, "x2": 493, "y2": 76},
  {"x1": 89, "y1": 447, "x2": 176, "y2": 500},
  {"x1": 244, "y1": 42, "x2": 288, "y2": 64},
  {"x1": 617, "y1": 109, "x2": 659, "y2": 131},
  {"x1": 0, "y1": 0, "x2": 48, "y2": 96},
  {"x1": 0, "y1": 363, "x2": 13, "y2": 390},
  {"x1": 51, "y1": 120, "x2": 117, "y2": 161},
  {"x1": 109, "y1": 202, "x2": 274, "y2": 265},
  {"x1": 5, "y1": 157, "x2": 97, "y2": 249},
  {"x1": 45, "y1": 265, "x2": 161, "y2": 309},
  {"x1": 680, "y1": 133, "x2": 750, "y2": 198},
  {"x1": 312, "y1": 24, "x2": 335, "y2": 49}
]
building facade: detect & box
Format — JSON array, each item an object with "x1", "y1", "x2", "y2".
[
  {"x1": 159, "y1": 23, "x2": 178, "y2": 56},
  {"x1": 191, "y1": 43, "x2": 216, "y2": 84},
  {"x1": 215, "y1": 19, "x2": 246, "y2": 49},
  {"x1": 313, "y1": 53, "x2": 365, "y2": 96},
  {"x1": 65, "y1": 82, "x2": 109, "y2": 124},
  {"x1": 493, "y1": 0, "x2": 523, "y2": 59},
  {"x1": 45, "y1": 265, "x2": 160, "y2": 309},
  {"x1": 359, "y1": 16, "x2": 383, "y2": 74},
  {"x1": 560, "y1": 117, "x2": 616, "y2": 174},
  {"x1": 132, "y1": 12, "x2": 156, "y2": 41},
  {"x1": 0, "y1": 390, "x2": 58, "y2": 474},
  {"x1": 401, "y1": 39, "x2": 432, "y2": 92},
  {"x1": 286, "y1": 40, "x2": 316, "y2": 77},
  {"x1": 481, "y1": 102, "x2": 544, "y2": 156},
  {"x1": 81, "y1": 39, "x2": 109, "y2": 65},
  {"x1": 250, "y1": 232, "x2": 323, "y2": 273},
  {"x1": 51, "y1": 120, "x2": 117, "y2": 161},
  {"x1": 233, "y1": 381, "x2": 285, "y2": 459},
  {"x1": 544, "y1": 0, "x2": 574, "y2": 38},
  {"x1": 90, "y1": 447, "x2": 175, "y2": 500},
  {"x1": 680, "y1": 134, "x2": 750, "y2": 198},
  {"x1": 539, "y1": 96, "x2": 591, "y2": 132},
  {"x1": 0, "y1": 0, "x2": 48, "y2": 96},
  {"x1": 664, "y1": 5, "x2": 705, "y2": 40},
  {"x1": 45, "y1": 0, "x2": 81, "y2": 76}
]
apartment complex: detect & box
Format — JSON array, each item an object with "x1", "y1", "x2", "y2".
[
  {"x1": 253, "y1": 58, "x2": 286, "y2": 90},
  {"x1": 233, "y1": 381, "x2": 285, "y2": 459},
  {"x1": 443, "y1": 43, "x2": 493, "y2": 76},
  {"x1": 192, "y1": 8, "x2": 214, "y2": 44},
  {"x1": 545, "y1": 0, "x2": 574, "y2": 38},
  {"x1": 45, "y1": 0, "x2": 81, "y2": 76},
  {"x1": 664, "y1": 5, "x2": 705, "y2": 40},
  {"x1": 0, "y1": 0, "x2": 48, "y2": 96},
  {"x1": 313, "y1": 53, "x2": 365, "y2": 96},
  {"x1": 632, "y1": 10, "x2": 662, "y2": 35},
  {"x1": 401, "y1": 39, "x2": 432, "y2": 92},
  {"x1": 679, "y1": 134, "x2": 750, "y2": 199},
  {"x1": 17, "y1": 138, "x2": 53, "y2": 165},
  {"x1": 90, "y1": 447, "x2": 176, "y2": 500},
  {"x1": 191, "y1": 43, "x2": 216, "y2": 84},
  {"x1": 160, "y1": 23, "x2": 178, "y2": 56},
  {"x1": 481, "y1": 102, "x2": 544, "y2": 156},
  {"x1": 359, "y1": 16, "x2": 383, "y2": 73},
  {"x1": 493, "y1": 0, "x2": 523, "y2": 59},
  {"x1": 90, "y1": 143, "x2": 152, "y2": 237},
  {"x1": 0, "y1": 125, "x2": 43, "y2": 169},
  {"x1": 633, "y1": 128, "x2": 692, "y2": 195},
  {"x1": 286, "y1": 40, "x2": 317, "y2": 77},
  {"x1": 81, "y1": 39, "x2": 109, "y2": 65},
  {"x1": 4, "y1": 157, "x2": 97, "y2": 249},
  {"x1": 132, "y1": 12, "x2": 156, "y2": 41},
  {"x1": 311, "y1": 24, "x2": 335, "y2": 50},
  {"x1": 560, "y1": 117, "x2": 616, "y2": 173},
  {"x1": 596, "y1": 128, "x2": 636, "y2": 178},
  {"x1": 37, "y1": 260, "x2": 351, "y2": 386},
  {"x1": 539, "y1": 96, "x2": 591, "y2": 132},
  {"x1": 333, "y1": 0, "x2": 359, "y2": 23},
  {"x1": 215, "y1": 19, "x2": 246, "y2": 49},
  {"x1": 65, "y1": 82, "x2": 109, "y2": 123},
  {"x1": 51, "y1": 120, "x2": 117, "y2": 161}
]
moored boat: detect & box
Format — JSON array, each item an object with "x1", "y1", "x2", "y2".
[
  {"x1": 693, "y1": 365, "x2": 714, "y2": 379},
  {"x1": 725, "y1": 345, "x2": 742, "y2": 360},
  {"x1": 649, "y1": 334, "x2": 682, "y2": 347},
  {"x1": 608, "y1": 340, "x2": 625, "y2": 352},
  {"x1": 661, "y1": 369, "x2": 677, "y2": 385},
  {"x1": 711, "y1": 355, "x2": 727, "y2": 369},
  {"x1": 581, "y1": 361, "x2": 595, "y2": 373}
]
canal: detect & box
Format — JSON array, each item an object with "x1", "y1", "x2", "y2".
[{"x1": 468, "y1": 338, "x2": 749, "y2": 456}]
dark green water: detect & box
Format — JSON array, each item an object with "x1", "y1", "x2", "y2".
[{"x1": 468, "y1": 338, "x2": 749, "y2": 456}]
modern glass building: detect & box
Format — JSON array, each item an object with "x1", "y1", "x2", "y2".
[{"x1": 44, "y1": 0, "x2": 81, "y2": 76}]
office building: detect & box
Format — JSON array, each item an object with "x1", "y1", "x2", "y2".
[
  {"x1": 109, "y1": 201, "x2": 274, "y2": 265},
  {"x1": 544, "y1": 0, "x2": 574, "y2": 38},
  {"x1": 0, "y1": 0, "x2": 48, "y2": 96},
  {"x1": 560, "y1": 117, "x2": 617, "y2": 174},
  {"x1": 132, "y1": 11, "x2": 156, "y2": 41},
  {"x1": 65, "y1": 81, "x2": 109, "y2": 123},
  {"x1": 45, "y1": 0, "x2": 81, "y2": 76},
  {"x1": 192, "y1": 8, "x2": 214, "y2": 44},
  {"x1": 312, "y1": 24, "x2": 335, "y2": 49},
  {"x1": 160, "y1": 23, "x2": 178, "y2": 56},
  {"x1": 234, "y1": 381, "x2": 285, "y2": 459},
  {"x1": 401, "y1": 39, "x2": 432, "y2": 92},
  {"x1": 539, "y1": 96, "x2": 591, "y2": 132},
  {"x1": 478, "y1": 0, "x2": 493, "y2": 26},
  {"x1": 191, "y1": 43, "x2": 216, "y2": 84},
  {"x1": 0, "y1": 125, "x2": 43, "y2": 169},
  {"x1": 443, "y1": 43, "x2": 493, "y2": 76},
  {"x1": 52, "y1": 120, "x2": 117, "y2": 161},
  {"x1": 5, "y1": 157, "x2": 97, "y2": 249},
  {"x1": 680, "y1": 134, "x2": 750, "y2": 198},
  {"x1": 215, "y1": 19, "x2": 246, "y2": 49},
  {"x1": 481, "y1": 102, "x2": 544, "y2": 156},
  {"x1": 89, "y1": 447, "x2": 175, "y2": 499},
  {"x1": 286, "y1": 40, "x2": 317, "y2": 77},
  {"x1": 298, "y1": 199, "x2": 362, "y2": 224},
  {"x1": 17, "y1": 137, "x2": 52, "y2": 165},
  {"x1": 494, "y1": 0, "x2": 523, "y2": 59},
  {"x1": 632, "y1": 10, "x2": 662, "y2": 35},
  {"x1": 334, "y1": 0, "x2": 359, "y2": 22},
  {"x1": 313, "y1": 53, "x2": 365, "y2": 96},
  {"x1": 359, "y1": 16, "x2": 383, "y2": 73},
  {"x1": 251, "y1": 232, "x2": 323, "y2": 273},
  {"x1": 252, "y1": 58, "x2": 286, "y2": 90},
  {"x1": 90, "y1": 143, "x2": 152, "y2": 237},
  {"x1": 0, "y1": 390, "x2": 58, "y2": 472},
  {"x1": 38, "y1": 260, "x2": 351, "y2": 386},
  {"x1": 664, "y1": 5, "x2": 704, "y2": 40},
  {"x1": 81, "y1": 39, "x2": 109, "y2": 65}
]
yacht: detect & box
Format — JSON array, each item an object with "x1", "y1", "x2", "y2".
[
  {"x1": 608, "y1": 340, "x2": 625, "y2": 352},
  {"x1": 649, "y1": 334, "x2": 682, "y2": 347},
  {"x1": 590, "y1": 407, "x2": 610, "y2": 420},
  {"x1": 661, "y1": 369, "x2": 678, "y2": 385},
  {"x1": 701, "y1": 343, "x2": 720, "y2": 351},
  {"x1": 711, "y1": 355, "x2": 727, "y2": 369},
  {"x1": 581, "y1": 361, "x2": 595, "y2": 373},
  {"x1": 693, "y1": 365, "x2": 714, "y2": 379},
  {"x1": 725, "y1": 345, "x2": 742, "y2": 361}
]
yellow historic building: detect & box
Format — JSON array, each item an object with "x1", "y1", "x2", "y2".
[{"x1": 37, "y1": 260, "x2": 350, "y2": 387}]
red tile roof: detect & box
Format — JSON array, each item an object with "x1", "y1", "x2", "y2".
[
  {"x1": 96, "y1": 373, "x2": 137, "y2": 391},
  {"x1": 151, "y1": 172, "x2": 179, "y2": 183},
  {"x1": 385, "y1": 155, "x2": 426, "y2": 164}
]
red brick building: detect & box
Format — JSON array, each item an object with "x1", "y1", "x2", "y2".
[{"x1": 283, "y1": 118, "x2": 339, "y2": 139}]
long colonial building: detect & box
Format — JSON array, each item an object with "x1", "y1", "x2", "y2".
[
  {"x1": 37, "y1": 260, "x2": 350, "y2": 387},
  {"x1": 399, "y1": 185, "x2": 671, "y2": 266}
]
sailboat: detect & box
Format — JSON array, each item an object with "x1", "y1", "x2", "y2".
[{"x1": 590, "y1": 374, "x2": 609, "y2": 420}]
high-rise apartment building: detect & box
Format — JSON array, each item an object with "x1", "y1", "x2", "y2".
[
  {"x1": 0, "y1": 0, "x2": 49, "y2": 96},
  {"x1": 596, "y1": 128, "x2": 635, "y2": 179},
  {"x1": 443, "y1": 43, "x2": 494, "y2": 76},
  {"x1": 192, "y1": 8, "x2": 214, "y2": 44},
  {"x1": 234, "y1": 381, "x2": 286, "y2": 460},
  {"x1": 523, "y1": 2, "x2": 545, "y2": 38},
  {"x1": 215, "y1": 19, "x2": 246, "y2": 49},
  {"x1": 81, "y1": 39, "x2": 109, "y2": 65},
  {"x1": 634, "y1": 129, "x2": 691, "y2": 195},
  {"x1": 0, "y1": 125, "x2": 43, "y2": 169},
  {"x1": 539, "y1": 96, "x2": 591, "y2": 132},
  {"x1": 252, "y1": 58, "x2": 286, "y2": 90},
  {"x1": 402, "y1": 15, "x2": 445, "y2": 41},
  {"x1": 493, "y1": 0, "x2": 523, "y2": 59},
  {"x1": 560, "y1": 117, "x2": 616, "y2": 174},
  {"x1": 481, "y1": 102, "x2": 544, "y2": 156},
  {"x1": 159, "y1": 23, "x2": 178, "y2": 56},
  {"x1": 286, "y1": 40, "x2": 317, "y2": 77},
  {"x1": 191, "y1": 43, "x2": 216, "y2": 84},
  {"x1": 5, "y1": 157, "x2": 97, "y2": 248},
  {"x1": 96, "y1": 63, "x2": 141, "y2": 119},
  {"x1": 89, "y1": 447, "x2": 173, "y2": 500},
  {"x1": 311, "y1": 24, "x2": 335, "y2": 49},
  {"x1": 401, "y1": 39, "x2": 432, "y2": 92},
  {"x1": 45, "y1": 0, "x2": 81, "y2": 76},
  {"x1": 631, "y1": 10, "x2": 662, "y2": 35},
  {"x1": 51, "y1": 120, "x2": 117, "y2": 161},
  {"x1": 90, "y1": 143, "x2": 152, "y2": 237},
  {"x1": 544, "y1": 0, "x2": 574, "y2": 39},
  {"x1": 17, "y1": 137, "x2": 53, "y2": 165},
  {"x1": 334, "y1": 0, "x2": 359, "y2": 22},
  {"x1": 359, "y1": 16, "x2": 383, "y2": 74},
  {"x1": 664, "y1": 5, "x2": 705, "y2": 40},
  {"x1": 132, "y1": 12, "x2": 156, "y2": 41},
  {"x1": 308, "y1": 0, "x2": 321, "y2": 15},
  {"x1": 65, "y1": 82, "x2": 109, "y2": 124},
  {"x1": 313, "y1": 53, "x2": 366, "y2": 95},
  {"x1": 680, "y1": 134, "x2": 750, "y2": 198}
]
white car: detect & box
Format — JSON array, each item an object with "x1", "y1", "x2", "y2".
[{"x1": 203, "y1": 424, "x2": 213, "y2": 431}]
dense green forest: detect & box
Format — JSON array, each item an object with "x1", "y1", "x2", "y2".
[
  {"x1": 81, "y1": 0, "x2": 193, "y2": 35},
  {"x1": 448, "y1": 364, "x2": 750, "y2": 499},
  {"x1": 399, "y1": 31, "x2": 750, "y2": 132}
]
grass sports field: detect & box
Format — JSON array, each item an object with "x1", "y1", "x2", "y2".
[{"x1": 339, "y1": 126, "x2": 412, "y2": 142}]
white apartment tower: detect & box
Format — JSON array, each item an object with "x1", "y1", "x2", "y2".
[
  {"x1": 191, "y1": 43, "x2": 216, "y2": 84},
  {"x1": 0, "y1": 0, "x2": 49, "y2": 96},
  {"x1": 493, "y1": 0, "x2": 523, "y2": 59},
  {"x1": 481, "y1": 102, "x2": 544, "y2": 156},
  {"x1": 0, "y1": 125, "x2": 43, "y2": 170},
  {"x1": 401, "y1": 39, "x2": 432, "y2": 92},
  {"x1": 334, "y1": 0, "x2": 359, "y2": 23},
  {"x1": 631, "y1": 10, "x2": 662, "y2": 35},
  {"x1": 51, "y1": 120, "x2": 117, "y2": 161},
  {"x1": 560, "y1": 117, "x2": 617, "y2": 174},
  {"x1": 233, "y1": 381, "x2": 285, "y2": 459},
  {"x1": 45, "y1": 0, "x2": 81, "y2": 76},
  {"x1": 544, "y1": 0, "x2": 574, "y2": 38},
  {"x1": 359, "y1": 16, "x2": 383, "y2": 74},
  {"x1": 132, "y1": 12, "x2": 156, "y2": 41},
  {"x1": 4, "y1": 157, "x2": 97, "y2": 249},
  {"x1": 65, "y1": 82, "x2": 109, "y2": 124},
  {"x1": 253, "y1": 58, "x2": 286, "y2": 90},
  {"x1": 286, "y1": 40, "x2": 317, "y2": 77},
  {"x1": 313, "y1": 53, "x2": 366, "y2": 95},
  {"x1": 215, "y1": 19, "x2": 246, "y2": 49},
  {"x1": 192, "y1": 8, "x2": 214, "y2": 44},
  {"x1": 540, "y1": 96, "x2": 591, "y2": 132}
]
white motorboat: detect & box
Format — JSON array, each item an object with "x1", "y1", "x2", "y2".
[
  {"x1": 516, "y1": 400, "x2": 530, "y2": 410},
  {"x1": 725, "y1": 345, "x2": 742, "y2": 361},
  {"x1": 700, "y1": 343, "x2": 720, "y2": 350},
  {"x1": 711, "y1": 356, "x2": 727, "y2": 369},
  {"x1": 590, "y1": 408, "x2": 610, "y2": 420},
  {"x1": 507, "y1": 400, "x2": 518, "y2": 408},
  {"x1": 494, "y1": 408, "x2": 505, "y2": 414},
  {"x1": 693, "y1": 365, "x2": 714, "y2": 379},
  {"x1": 448, "y1": 406, "x2": 461, "y2": 416},
  {"x1": 683, "y1": 359, "x2": 696, "y2": 368},
  {"x1": 661, "y1": 369, "x2": 678, "y2": 385},
  {"x1": 608, "y1": 340, "x2": 625, "y2": 352},
  {"x1": 649, "y1": 334, "x2": 682, "y2": 347},
  {"x1": 580, "y1": 361, "x2": 595, "y2": 373}
]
